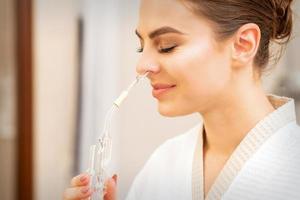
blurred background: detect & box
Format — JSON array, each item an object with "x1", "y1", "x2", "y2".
[{"x1": 0, "y1": 0, "x2": 299, "y2": 199}]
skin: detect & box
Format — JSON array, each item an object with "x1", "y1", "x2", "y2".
[{"x1": 64, "y1": 0, "x2": 275, "y2": 199}]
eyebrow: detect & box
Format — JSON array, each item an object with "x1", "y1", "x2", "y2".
[{"x1": 135, "y1": 26, "x2": 185, "y2": 40}]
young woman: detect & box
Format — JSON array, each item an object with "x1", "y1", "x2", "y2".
[{"x1": 64, "y1": 0, "x2": 299, "y2": 199}]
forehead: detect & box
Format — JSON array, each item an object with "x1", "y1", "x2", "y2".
[{"x1": 137, "y1": 0, "x2": 212, "y2": 36}]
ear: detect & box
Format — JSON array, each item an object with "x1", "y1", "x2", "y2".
[{"x1": 231, "y1": 23, "x2": 261, "y2": 67}]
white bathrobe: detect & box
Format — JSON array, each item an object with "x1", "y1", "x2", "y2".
[{"x1": 125, "y1": 95, "x2": 300, "y2": 200}]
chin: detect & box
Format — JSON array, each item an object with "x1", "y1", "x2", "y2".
[
  {"x1": 157, "y1": 103, "x2": 190, "y2": 117},
  {"x1": 158, "y1": 109, "x2": 179, "y2": 117}
]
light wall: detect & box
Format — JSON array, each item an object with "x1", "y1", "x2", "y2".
[{"x1": 33, "y1": 0, "x2": 79, "y2": 199}]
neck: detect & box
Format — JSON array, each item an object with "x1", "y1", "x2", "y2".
[{"x1": 200, "y1": 84, "x2": 275, "y2": 156}]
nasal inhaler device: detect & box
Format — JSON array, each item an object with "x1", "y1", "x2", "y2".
[{"x1": 87, "y1": 72, "x2": 149, "y2": 200}]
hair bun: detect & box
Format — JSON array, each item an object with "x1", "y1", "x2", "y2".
[{"x1": 273, "y1": 0, "x2": 293, "y2": 41}]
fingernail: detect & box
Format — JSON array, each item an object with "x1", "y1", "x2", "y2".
[
  {"x1": 112, "y1": 174, "x2": 118, "y2": 183},
  {"x1": 81, "y1": 187, "x2": 90, "y2": 194}
]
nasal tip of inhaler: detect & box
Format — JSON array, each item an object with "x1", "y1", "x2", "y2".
[
  {"x1": 113, "y1": 71, "x2": 149, "y2": 108},
  {"x1": 137, "y1": 71, "x2": 150, "y2": 80}
]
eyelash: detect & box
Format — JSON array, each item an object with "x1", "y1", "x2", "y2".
[
  {"x1": 136, "y1": 45, "x2": 177, "y2": 54},
  {"x1": 136, "y1": 47, "x2": 143, "y2": 53},
  {"x1": 159, "y1": 46, "x2": 177, "y2": 53}
]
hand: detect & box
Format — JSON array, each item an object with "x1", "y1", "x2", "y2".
[{"x1": 63, "y1": 173, "x2": 117, "y2": 200}]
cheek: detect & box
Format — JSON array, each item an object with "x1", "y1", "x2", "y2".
[{"x1": 176, "y1": 41, "x2": 231, "y2": 98}]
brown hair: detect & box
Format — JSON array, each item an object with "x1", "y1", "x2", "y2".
[{"x1": 180, "y1": 0, "x2": 294, "y2": 73}]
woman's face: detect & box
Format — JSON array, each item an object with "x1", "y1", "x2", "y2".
[{"x1": 136, "y1": 0, "x2": 233, "y2": 117}]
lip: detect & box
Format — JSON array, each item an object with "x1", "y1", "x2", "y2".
[{"x1": 151, "y1": 83, "x2": 176, "y2": 99}]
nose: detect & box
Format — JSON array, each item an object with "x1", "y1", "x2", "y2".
[{"x1": 136, "y1": 52, "x2": 160, "y2": 75}]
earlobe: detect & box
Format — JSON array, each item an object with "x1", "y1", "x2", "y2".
[{"x1": 231, "y1": 23, "x2": 261, "y2": 66}]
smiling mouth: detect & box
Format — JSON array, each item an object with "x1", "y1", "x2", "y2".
[{"x1": 151, "y1": 84, "x2": 176, "y2": 99}]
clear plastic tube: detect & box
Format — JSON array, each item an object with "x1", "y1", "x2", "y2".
[{"x1": 87, "y1": 72, "x2": 149, "y2": 200}]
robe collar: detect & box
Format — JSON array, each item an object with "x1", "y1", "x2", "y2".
[{"x1": 192, "y1": 94, "x2": 297, "y2": 200}]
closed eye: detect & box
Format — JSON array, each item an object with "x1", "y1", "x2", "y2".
[
  {"x1": 136, "y1": 45, "x2": 177, "y2": 53},
  {"x1": 136, "y1": 47, "x2": 143, "y2": 53},
  {"x1": 159, "y1": 46, "x2": 177, "y2": 53}
]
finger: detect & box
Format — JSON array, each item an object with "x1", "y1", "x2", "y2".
[
  {"x1": 104, "y1": 175, "x2": 117, "y2": 200},
  {"x1": 70, "y1": 173, "x2": 90, "y2": 187},
  {"x1": 63, "y1": 186, "x2": 92, "y2": 200}
]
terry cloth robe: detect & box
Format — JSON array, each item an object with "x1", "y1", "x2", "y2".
[{"x1": 125, "y1": 94, "x2": 300, "y2": 200}]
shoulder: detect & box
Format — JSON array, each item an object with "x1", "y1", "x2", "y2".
[
  {"x1": 247, "y1": 122, "x2": 300, "y2": 193},
  {"x1": 272, "y1": 121, "x2": 300, "y2": 155},
  {"x1": 148, "y1": 124, "x2": 201, "y2": 166},
  {"x1": 283, "y1": 121, "x2": 300, "y2": 159},
  {"x1": 223, "y1": 122, "x2": 300, "y2": 199},
  {"x1": 253, "y1": 121, "x2": 300, "y2": 168},
  {"x1": 125, "y1": 124, "x2": 201, "y2": 200},
  {"x1": 138, "y1": 123, "x2": 200, "y2": 175}
]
